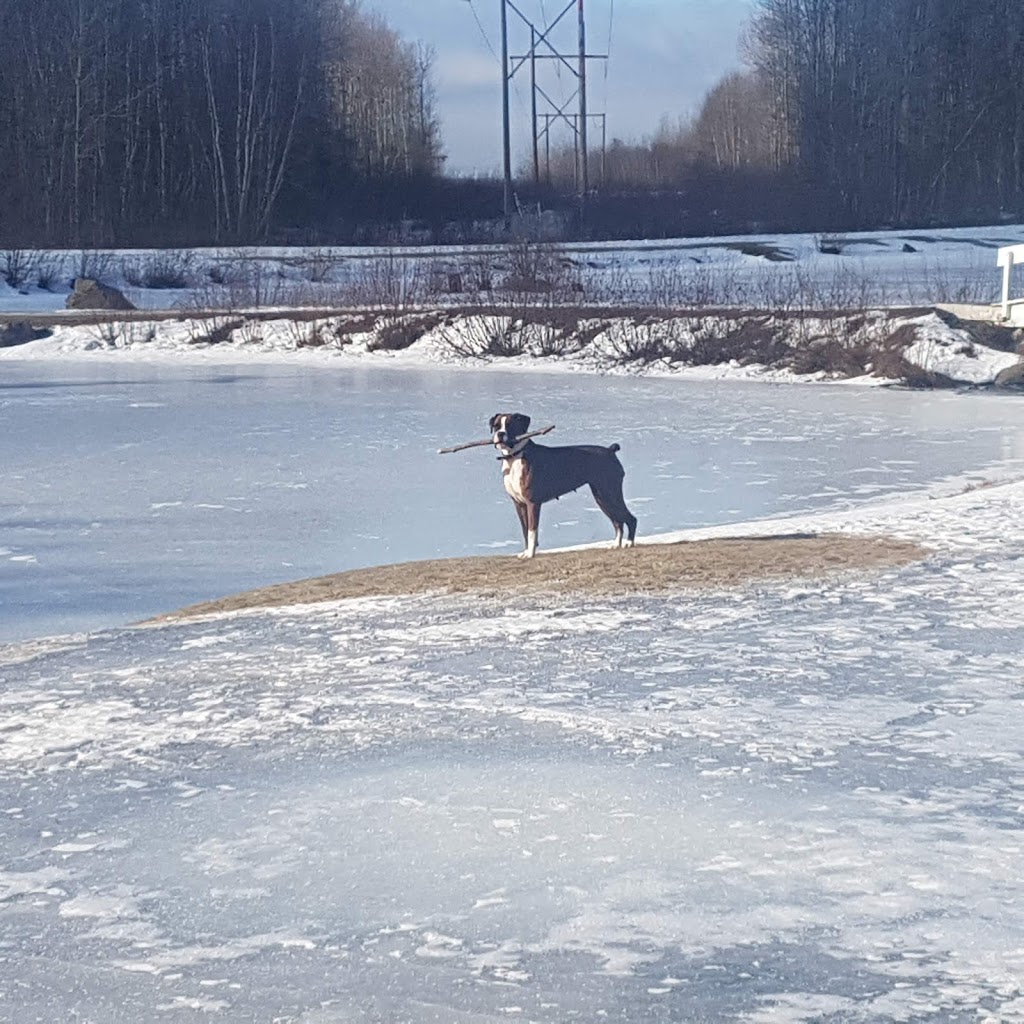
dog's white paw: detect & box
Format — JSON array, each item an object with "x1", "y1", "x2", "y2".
[{"x1": 517, "y1": 550, "x2": 535, "y2": 560}]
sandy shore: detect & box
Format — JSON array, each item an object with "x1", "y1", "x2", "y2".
[{"x1": 152, "y1": 533, "x2": 927, "y2": 623}]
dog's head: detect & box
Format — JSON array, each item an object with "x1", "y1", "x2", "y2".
[{"x1": 489, "y1": 412, "x2": 531, "y2": 455}]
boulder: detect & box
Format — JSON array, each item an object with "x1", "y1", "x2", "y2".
[
  {"x1": 66, "y1": 278, "x2": 136, "y2": 311},
  {"x1": 994, "y1": 360, "x2": 1024, "y2": 389}
]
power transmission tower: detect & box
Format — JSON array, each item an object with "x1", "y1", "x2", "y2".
[{"x1": 499, "y1": 0, "x2": 607, "y2": 228}]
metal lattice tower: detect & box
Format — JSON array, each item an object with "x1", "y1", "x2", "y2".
[{"x1": 499, "y1": 0, "x2": 607, "y2": 226}]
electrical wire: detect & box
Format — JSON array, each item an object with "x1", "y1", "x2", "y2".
[
  {"x1": 465, "y1": 0, "x2": 531, "y2": 140},
  {"x1": 466, "y1": 0, "x2": 501, "y2": 65}
]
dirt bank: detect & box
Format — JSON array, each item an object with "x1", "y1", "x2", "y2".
[{"x1": 152, "y1": 533, "x2": 927, "y2": 623}]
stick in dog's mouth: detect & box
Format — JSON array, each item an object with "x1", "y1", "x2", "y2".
[{"x1": 437, "y1": 424, "x2": 556, "y2": 455}]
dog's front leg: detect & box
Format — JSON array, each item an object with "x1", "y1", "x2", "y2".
[
  {"x1": 518, "y1": 502, "x2": 540, "y2": 559},
  {"x1": 514, "y1": 501, "x2": 529, "y2": 546}
]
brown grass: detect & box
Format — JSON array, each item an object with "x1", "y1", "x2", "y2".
[{"x1": 152, "y1": 533, "x2": 927, "y2": 624}]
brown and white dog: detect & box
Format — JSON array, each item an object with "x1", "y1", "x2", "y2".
[{"x1": 490, "y1": 412, "x2": 637, "y2": 559}]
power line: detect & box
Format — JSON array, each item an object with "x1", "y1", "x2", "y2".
[{"x1": 466, "y1": 0, "x2": 500, "y2": 65}]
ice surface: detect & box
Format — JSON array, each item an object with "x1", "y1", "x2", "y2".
[
  {"x1": 4, "y1": 361, "x2": 1024, "y2": 642},
  {"x1": 4, "y1": 348, "x2": 1024, "y2": 1020},
  {"x1": 2, "y1": 477, "x2": 1024, "y2": 1021}
]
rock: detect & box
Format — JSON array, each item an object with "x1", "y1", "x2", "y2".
[
  {"x1": 66, "y1": 278, "x2": 136, "y2": 311},
  {"x1": 994, "y1": 361, "x2": 1024, "y2": 389}
]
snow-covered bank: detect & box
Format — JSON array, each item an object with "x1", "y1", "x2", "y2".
[
  {"x1": 2, "y1": 475, "x2": 1024, "y2": 1022},
  {"x1": 1, "y1": 221, "x2": 1019, "y2": 316},
  {"x1": 2, "y1": 306, "x2": 1021, "y2": 386}
]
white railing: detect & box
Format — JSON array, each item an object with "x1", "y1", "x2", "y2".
[{"x1": 996, "y1": 243, "x2": 1024, "y2": 319}]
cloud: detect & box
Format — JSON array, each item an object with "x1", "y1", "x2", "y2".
[{"x1": 435, "y1": 50, "x2": 502, "y2": 90}]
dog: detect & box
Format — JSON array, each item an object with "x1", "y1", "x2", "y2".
[{"x1": 490, "y1": 412, "x2": 637, "y2": 559}]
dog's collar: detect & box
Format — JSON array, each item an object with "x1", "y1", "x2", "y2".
[{"x1": 496, "y1": 437, "x2": 531, "y2": 460}]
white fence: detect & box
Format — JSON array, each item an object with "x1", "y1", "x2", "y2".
[{"x1": 997, "y1": 243, "x2": 1024, "y2": 320}]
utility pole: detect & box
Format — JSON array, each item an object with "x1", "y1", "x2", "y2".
[
  {"x1": 501, "y1": 0, "x2": 513, "y2": 230},
  {"x1": 578, "y1": 0, "x2": 588, "y2": 206},
  {"x1": 530, "y1": 25, "x2": 540, "y2": 185}
]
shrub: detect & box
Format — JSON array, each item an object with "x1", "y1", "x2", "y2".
[
  {"x1": 367, "y1": 313, "x2": 443, "y2": 352},
  {"x1": 0, "y1": 249, "x2": 39, "y2": 289},
  {"x1": 124, "y1": 251, "x2": 194, "y2": 289}
]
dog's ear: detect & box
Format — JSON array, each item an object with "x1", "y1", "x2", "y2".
[
  {"x1": 489, "y1": 414, "x2": 502, "y2": 434},
  {"x1": 511, "y1": 413, "x2": 531, "y2": 435}
]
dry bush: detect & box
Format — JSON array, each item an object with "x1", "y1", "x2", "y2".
[
  {"x1": 88, "y1": 320, "x2": 155, "y2": 348},
  {"x1": 35, "y1": 256, "x2": 61, "y2": 291},
  {"x1": 124, "y1": 251, "x2": 194, "y2": 289},
  {"x1": 186, "y1": 317, "x2": 244, "y2": 346},
  {"x1": 281, "y1": 319, "x2": 326, "y2": 348},
  {"x1": 185, "y1": 262, "x2": 294, "y2": 310},
  {"x1": 90, "y1": 320, "x2": 125, "y2": 347},
  {"x1": 367, "y1": 313, "x2": 444, "y2": 352},
  {"x1": 459, "y1": 252, "x2": 496, "y2": 295},
  {"x1": 752, "y1": 264, "x2": 807, "y2": 311},
  {"x1": 300, "y1": 248, "x2": 337, "y2": 284},
  {"x1": 637, "y1": 261, "x2": 749, "y2": 309},
  {"x1": 497, "y1": 240, "x2": 581, "y2": 305},
  {"x1": 603, "y1": 319, "x2": 675, "y2": 363},
  {"x1": 688, "y1": 316, "x2": 789, "y2": 366},
  {"x1": 205, "y1": 256, "x2": 248, "y2": 286},
  {"x1": 861, "y1": 323, "x2": 957, "y2": 388},
  {"x1": 512, "y1": 310, "x2": 588, "y2": 357},
  {"x1": 439, "y1": 316, "x2": 525, "y2": 358},
  {"x1": 74, "y1": 250, "x2": 116, "y2": 283},
  {"x1": 589, "y1": 263, "x2": 638, "y2": 305},
  {"x1": 0, "y1": 249, "x2": 40, "y2": 289},
  {"x1": 913, "y1": 255, "x2": 997, "y2": 305},
  {"x1": 953, "y1": 317, "x2": 1022, "y2": 353},
  {"x1": 528, "y1": 319, "x2": 577, "y2": 357},
  {"x1": 642, "y1": 264, "x2": 687, "y2": 307},
  {"x1": 343, "y1": 254, "x2": 427, "y2": 309}
]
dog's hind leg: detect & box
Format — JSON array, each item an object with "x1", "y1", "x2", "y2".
[
  {"x1": 589, "y1": 486, "x2": 625, "y2": 548},
  {"x1": 591, "y1": 484, "x2": 637, "y2": 548}
]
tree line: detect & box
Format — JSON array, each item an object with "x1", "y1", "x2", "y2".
[
  {"x1": 540, "y1": 0, "x2": 1024, "y2": 236},
  {"x1": 0, "y1": 0, "x2": 443, "y2": 247},
  {"x1": 5, "y1": 0, "x2": 1018, "y2": 247}
]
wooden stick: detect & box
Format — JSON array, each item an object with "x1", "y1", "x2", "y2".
[{"x1": 437, "y1": 424, "x2": 555, "y2": 454}]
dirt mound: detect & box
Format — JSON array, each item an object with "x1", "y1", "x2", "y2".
[{"x1": 153, "y1": 533, "x2": 926, "y2": 623}]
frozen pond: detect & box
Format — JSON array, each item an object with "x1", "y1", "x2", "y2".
[
  {"x1": 3, "y1": 359, "x2": 1024, "y2": 641},
  {"x1": 3, "y1": 474, "x2": 1024, "y2": 1022},
  {"x1": 4, "y1": 358, "x2": 1024, "y2": 1022}
]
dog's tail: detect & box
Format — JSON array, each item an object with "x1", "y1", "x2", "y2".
[{"x1": 609, "y1": 442, "x2": 621, "y2": 453}]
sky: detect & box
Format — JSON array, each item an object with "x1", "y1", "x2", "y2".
[{"x1": 370, "y1": 0, "x2": 754, "y2": 175}]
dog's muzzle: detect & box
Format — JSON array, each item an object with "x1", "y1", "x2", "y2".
[{"x1": 494, "y1": 433, "x2": 528, "y2": 459}]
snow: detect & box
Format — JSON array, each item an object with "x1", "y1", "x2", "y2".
[
  {"x1": 5, "y1": 222, "x2": 1024, "y2": 386},
  {"x1": 4, "y1": 281, "x2": 1024, "y2": 1019},
  {"x1": 2, "y1": 307, "x2": 1021, "y2": 388},
  {"x1": 0, "y1": 222, "x2": 1018, "y2": 316},
  {"x1": 2, "y1": 466, "x2": 1024, "y2": 1021}
]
